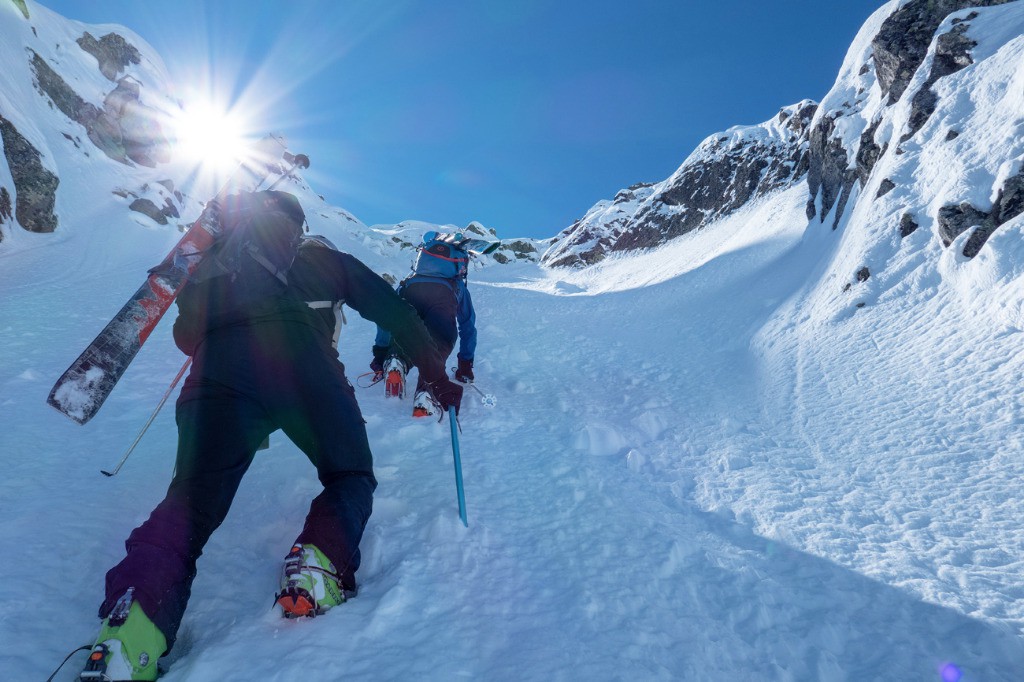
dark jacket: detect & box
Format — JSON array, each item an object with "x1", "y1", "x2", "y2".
[{"x1": 173, "y1": 241, "x2": 446, "y2": 382}]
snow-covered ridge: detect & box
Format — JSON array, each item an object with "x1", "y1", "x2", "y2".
[
  {"x1": 543, "y1": 0, "x2": 1024, "y2": 270},
  {"x1": 542, "y1": 100, "x2": 818, "y2": 268}
]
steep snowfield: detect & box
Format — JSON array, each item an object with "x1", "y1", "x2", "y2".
[
  {"x1": 5, "y1": 177, "x2": 1024, "y2": 680},
  {"x1": 4, "y1": 0, "x2": 1024, "y2": 680}
]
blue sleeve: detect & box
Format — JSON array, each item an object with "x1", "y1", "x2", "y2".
[
  {"x1": 374, "y1": 325, "x2": 392, "y2": 348},
  {"x1": 456, "y1": 282, "x2": 477, "y2": 360}
]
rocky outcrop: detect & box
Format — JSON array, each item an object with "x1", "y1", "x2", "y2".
[
  {"x1": 491, "y1": 238, "x2": 539, "y2": 264},
  {"x1": 871, "y1": 0, "x2": 1012, "y2": 105},
  {"x1": 118, "y1": 181, "x2": 183, "y2": 225},
  {"x1": 0, "y1": 186, "x2": 12, "y2": 233},
  {"x1": 0, "y1": 114, "x2": 59, "y2": 233},
  {"x1": 30, "y1": 50, "x2": 169, "y2": 167},
  {"x1": 935, "y1": 167, "x2": 1024, "y2": 257},
  {"x1": 11, "y1": 0, "x2": 28, "y2": 19},
  {"x1": 128, "y1": 197, "x2": 177, "y2": 225},
  {"x1": 807, "y1": 0, "x2": 1008, "y2": 231},
  {"x1": 903, "y1": 21, "x2": 979, "y2": 141},
  {"x1": 855, "y1": 119, "x2": 885, "y2": 187},
  {"x1": 937, "y1": 202, "x2": 991, "y2": 246},
  {"x1": 900, "y1": 213, "x2": 919, "y2": 238},
  {"x1": 806, "y1": 113, "x2": 857, "y2": 227},
  {"x1": 76, "y1": 32, "x2": 141, "y2": 81}
]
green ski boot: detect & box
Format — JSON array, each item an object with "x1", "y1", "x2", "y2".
[
  {"x1": 275, "y1": 544, "x2": 352, "y2": 618},
  {"x1": 81, "y1": 587, "x2": 166, "y2": 681}
]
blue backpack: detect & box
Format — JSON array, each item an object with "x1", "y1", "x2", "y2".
[{"x1": 412, "y1": 231, "x2": 470, "y2": 280}]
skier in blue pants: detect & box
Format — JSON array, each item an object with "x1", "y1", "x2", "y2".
[{"x1": 371, "y1": 230, "x2": 478, "y2": 417}]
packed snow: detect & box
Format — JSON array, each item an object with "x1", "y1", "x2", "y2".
[{"x1": 3, "y1": 0, "x2": 1024, "y2": 680}]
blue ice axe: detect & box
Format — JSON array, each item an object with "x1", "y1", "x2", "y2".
[{"x1": 448, "y1": 407, "x2": 468, "y2": 527}]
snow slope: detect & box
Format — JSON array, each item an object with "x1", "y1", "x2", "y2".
[{"x1": 4, "y1": 176, "x2": 1024, "y2": 680}]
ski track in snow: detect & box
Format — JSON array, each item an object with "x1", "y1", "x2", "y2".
[{"x1": 3, "y1": 185, "x2": 1023, "y2": 681}]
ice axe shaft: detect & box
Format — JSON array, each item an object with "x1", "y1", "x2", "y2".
[{"x1": 448, "y1": 407, "x2": 468, "y2": 527}]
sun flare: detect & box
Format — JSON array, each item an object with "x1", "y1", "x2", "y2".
[{"x1": 171, "y1": 101, "x2": 253, "y2": 177}]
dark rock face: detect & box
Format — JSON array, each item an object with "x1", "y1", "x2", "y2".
[
  {"x1": 855, "y1": 119, "x2": 886, "y2": 187},
  {"x1": 900, "y1": 213, "x2": 919, "y2": 238},
  {"x1": 937, "y1": 202, "x2": 990, "y2": 246},
  {"x1": 876, "y1": 178, "x2": 896, "y2": 198},
  {"x1": 30, "y1": 50, "x2": 169, "y2": 168},
  {"x1": 903, "y1": 22, "x2": 979, "y2": 141},
  {"x1": 872, "y1": 0, "x2": 1012, "y2": 105},
  {"x1": 0, "y1": 115, "x2": 59, "y2": 233},
  {"x1": 76, "y1": 32, "x2": 141, "y2": 81},
  {"x1": 128, "y1": 197, "x2": 178, "y2": 225},
  {"x1": 0, "y1": 186, "x2": 12, "y2": 240},
  {"x1": 936, "y1": 168, "x2": 1024, "y2": 257},
  {"x1": 808, "y1": 1, "x2": 1007, "y2": 231},
  {"x1": 506, "y1": 239, "x2": 538, "y2": 257},
  {"x1": 11, "y1": 0, "x2": 28, "y2": 19},
  {"x1": 856, "y1": 266, "x2": 871, "y2": 282},
  {"x1": 121, "y1": 181, "x2": 183, "y2": 225},
  {"x1": 994, "y1": 169, "x2": 1024, "y2": 225},
  {"x1": 806, "y1": 113, "x2": 857, "y2": 228}
]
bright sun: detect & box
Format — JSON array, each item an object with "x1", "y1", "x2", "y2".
[{"x1": 171, "y1": 101, "x2": 252, "y2": 177}]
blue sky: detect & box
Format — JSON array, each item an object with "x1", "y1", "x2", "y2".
[{"x1": 40, "y1": 0, "x2": 886, "y2": 239}]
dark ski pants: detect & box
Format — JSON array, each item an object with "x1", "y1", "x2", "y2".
[
  {"x1": 99, "y1": 324, "x2": 377, "y2": 650},
  {"x1": 397, "y1": 282, "x2": 457, "y2": 391}
]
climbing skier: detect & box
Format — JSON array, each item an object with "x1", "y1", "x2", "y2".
[
  {"x1": 371, "y1": 228, "x2": 478, "y2": 417},
  {"x1": 81, "y1": 194, "x2": 462, "y2": 681}
]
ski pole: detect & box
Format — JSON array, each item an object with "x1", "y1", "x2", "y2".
[
  {"x1": 101, "y1": 358, "x2": 192, "y2": 477},
  {"x1": 448, "y1": 407, "x2": 468, "y2": 527},
  {"x1": 465, "y1": 382, "x2": 497, "y2": 408},
  {"x1": 449, "y1": 366, "x2": 497, "y2": 407}
]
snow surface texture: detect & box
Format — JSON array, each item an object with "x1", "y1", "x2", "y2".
[{"x1": 3, "y1": 1, "x2": 1024, "y2": 681}]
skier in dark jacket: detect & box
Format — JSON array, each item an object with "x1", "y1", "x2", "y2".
[
  {"x1": 83, "y1": 197, "x2": 462, "y2": 681},
  {"x1": 371, "y1": 229, "x2": 478, "y2": 417}
]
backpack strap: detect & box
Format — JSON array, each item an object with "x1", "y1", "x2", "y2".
[
  {"x1": 245, "y1": 242, "x2": 290, "y2": 285},
  {"x1": 307, "y1": 300, "x2": 346, "y2": 348},
  {"x1": 418, "y1": 246, "x2": 468, "y2": 266}
]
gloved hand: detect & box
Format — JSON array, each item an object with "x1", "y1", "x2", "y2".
[
  {"x1": 370, "y1": 345, "x2": 389, "y2": 375},
  {"x1": 427, "y1": 377, "x2": 464, "y2": 415},
  {"x1": 455, "y1": 357, "x2": 474, "y2": 383}
]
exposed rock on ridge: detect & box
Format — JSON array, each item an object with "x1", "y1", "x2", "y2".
[
  {"x1": 0, "y1": 114, "x2": 59, "y2": 234},
  {"x1": 542, "y1": 101, "x2": 817, "y2": 268},
  {"x1": 30, "y1": 45, "x2": 169, "y2": 167},
  {"x1": 871, "y1": 0, "x2": 1012, "y2": 104},
  {"x1": 77, "y1": 32, "x2": 141, "y2": 81}
]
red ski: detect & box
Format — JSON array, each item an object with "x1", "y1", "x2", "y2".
[{"x1": 48, "y1": 135, "x2": 304, "y2": 424}]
